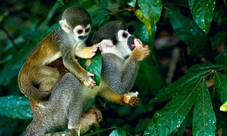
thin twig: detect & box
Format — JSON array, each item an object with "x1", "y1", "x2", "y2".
[{"x1": 109, "y1": 7, "x2": 136, "y2": 15}]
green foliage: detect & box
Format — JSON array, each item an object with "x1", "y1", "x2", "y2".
[
  {"x1": 80, "y1": 51, "x2": 102, "y2": 85},
  {"x1": 0, "y1": 96, "x2": 33, "y2": 119},
  {"x1": 0, "y1": 0, "x2": 227, "y2": 135}
]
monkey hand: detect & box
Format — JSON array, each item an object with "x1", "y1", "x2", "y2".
[
  {"x1": 122, "y1": 92, "x2": 139, "y2": 106},
  {"x1": 82, "y1": 72, "x2": 96, "y2": 88},
  {"x1": 75, "y1": 44, "x2": 100, "y2": 59},
  {"x1": 132, "y1": 38, "x2": 150, "y2": 61}
]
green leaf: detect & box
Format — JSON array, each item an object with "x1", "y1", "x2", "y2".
[
  {"x1": 0, "y1": 96, "x2": 33, "y2": 119},
  {"x1": 192, "y1": 78, "x2": 216, "y2": 135},
  {"x1": 186, "y1": 62, "x2": 224, "y2": 74},
  {"x1": 215, "y1": 72, "x2": 227, "y2": 103},
  {"x1": 167, "y1": 8, "x2": 215, "y2": 62},
  {"x1": 98, "y1": 0, "x2": 107, "y2": 8},
  {"x1": 90, "y1": 9, "x2": 110, "y2": 26},
  {"x1": 148, "y1": 64, "x2": 209, "y2": 105},
  {"x1": 189, "y1": 0, "x2": 216, "y2": 34},
  {"x1": 144, "y1": 78, "x2": 200, "y2": 136},
  {"x1": 44, "y1": 23, "x2": 60, "y2": 37},
  {"x1": 137, "y1": 0, "x2": 162, "y2": 23},
  {"x1": 109, "y1": 128, "x2": 127, "y2": 136},
  {"x1": 135, "y1": 9, "x2": 153, "y2": 35},
  {"x1": 80, "y1": 51, "x2": 102, "y2": 85},
  {"x1": 127, "y1": 0, "x2": 137, "y2": 7}
]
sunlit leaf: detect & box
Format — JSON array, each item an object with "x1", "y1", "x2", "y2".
[
  {"x1": 109, "y1": 128, "x2": 127, "y2": 136},
  {"x1": 215, "y1": 72, "x2": 227, "y2": 103},
  {"x1": 135, "y1": 9, "x2": 152, "y2": 35},
  {"x1": 127, "y1": 0, "x2": 137, "y2": 7},
  {"x1": 189, "y1": 0, "x2": 215, "y2": 34},
  {"x1": 144, "y1": 78, "x2": 200, "y2": 136},
  {"x1": 192, "y1": 78, "x2": 216, "y2": 135},
  {"x1": 137, "y1": 0, "x2": 162, "y2": 23},
  {"x1": 80, "y1": 51, "x2": 102, "y2": 85},
  {"x1": 220, "y1": 101, "x2": 227, "y2": 112},
  {"x1": 0, "y1": 96, "x2": 33, "y2": 119},
  {"x1": 168, "y1": 8, "x2": 215, "y2": 62},
  {"x1": 57, "y1": 0, "x2": 64, "y2": 5}
]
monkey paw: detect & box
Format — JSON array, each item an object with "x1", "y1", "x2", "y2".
[
  {"x1": 123, "y1": 92, "x2": 139, "y2": 106},
  {"x1": 133, "y1": 38, "x2": 150, "y2": 61},
  {"x1": 71, "y1": 107, "x2": 102, "y2": 134}
]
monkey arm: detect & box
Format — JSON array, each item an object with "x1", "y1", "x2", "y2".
[
  {"x1": 59, "y1": 40, "x2": 96, "y2": 88},
  {"x1": 102, "y1": 53, "x2": 140, "y2": 95}
]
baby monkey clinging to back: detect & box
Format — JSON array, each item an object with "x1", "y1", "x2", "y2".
[{"x1": 22, "y1": 21, "x2": 150, "y2": 136}]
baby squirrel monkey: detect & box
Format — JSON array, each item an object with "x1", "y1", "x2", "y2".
[
  {"x1": 23, "y1": 21, "x2": 150, "y2": 136},
  {"x1": 18, "y1": 7, "x2": 98, "y2": 102}
]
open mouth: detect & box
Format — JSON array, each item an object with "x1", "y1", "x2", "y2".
[
  {"x1": 129, "y1": 41, "x2": 135, "y2": 50},
  {"x1": 128, "y1": 36, "x2": 135, "y2": 50}
]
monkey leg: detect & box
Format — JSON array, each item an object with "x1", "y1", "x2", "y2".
[
  {"x1": 26, "y1": 73, "x2": 84, "y2": 135},
  {"x1": 30, "y1": 65, "x2": 61, "y2": 93},
  {"x1": 47, "y1": 73, "x2": 84, "y2": 130},
  {"x1": 99, "y1": 88, "x2": 124, "y2": 104}
]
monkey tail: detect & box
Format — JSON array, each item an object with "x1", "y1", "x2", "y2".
[{"x1": 18, "y1": 75, "x2": 50, "y2": 101}]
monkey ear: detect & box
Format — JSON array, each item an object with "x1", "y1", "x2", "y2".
[{"x1": 59, "y1": 19, "x2": 71, "y2": 33}]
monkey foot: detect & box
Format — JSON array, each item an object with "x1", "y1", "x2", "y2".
[
  {"x1": 73, "y1": 107, "x2": 102, "y2": 134},
  {"x1": 123, "y1": 92, "x2": 139, "y2": 106}
]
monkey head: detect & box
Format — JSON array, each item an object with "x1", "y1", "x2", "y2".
[
  {"x1": 91, "y1": 21, "x2": 135, "y2": 58},
  {"x1": 59, "y1": 7, "x2": 92, "y2": 42}
]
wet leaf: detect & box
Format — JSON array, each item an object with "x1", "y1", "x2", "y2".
[
  {"x1": 137, "y1": 0, "x2": 162, "y2": 23},
  {"x1": 0, "y1": 96, "x2": 33, "y2": 119},
  {"x1": 168, "y1": 8, "x2": 215, "y2": 62},
  {"x1": 192, "y1": 78, "x2": 216, "y2": 135},
  {"x1": 144, "y1": 78, "x2": 200, "y2": 136},
  {"x1": 80, "y1": 51, "x2": 102, "y2": 85},
  {"x1": 135, "y1": 9, "x2": 152, "y2": 35},
  {"x1": 109, "y1": 128, "x2": 127, "y2": 136},
  {"x1": 189, "y1": 0, "x2": 215, "y2": 34},
  {"x1": 215, "y1": 72, "x2": 227, "y2": 103},
  {"x1": 147, "y1": 63, "x2": 211, "y2": 105}
]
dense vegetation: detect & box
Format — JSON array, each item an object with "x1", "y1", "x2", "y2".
[{"x1": 0, "y1": 0, "x2": 227, "y2": 135}]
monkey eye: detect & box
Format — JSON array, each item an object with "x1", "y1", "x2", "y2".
[
  {"x1": 77, "y1": 29, "x2": 83, "y2": 34},
  {"x1": 122, "y1": 32, "x2": 128, "y2": 38},
  {"x1": 85, "y1": 28, "x2": 90, "y2": 33}
]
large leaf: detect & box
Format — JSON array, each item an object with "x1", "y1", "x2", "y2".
[
  {"x1": 137, "y1": 0, "x2": 162, "y2": 23},
  {"x1": 189, "y1": 0, "x2": 216, "y2": 34},
  {"x1": 167, "y1": 8, "x2": 215, "y2": 62},
  {"x1": 192, "y1": 78, "x2": 216, "y2": 135},
  {"x1": 90, "y1": 8, "x2": 110, "y2": 26},
  {"x1": 135, "y1": 9, "x2": 153, "y2": 35},
  {"x1": 144, "y1": 78, "x2": 200, "y2": 135},
  {"x1": 147, "y1": 64, "x2": 209, "y2": 105},
  {"x1": 0, "y1": 96, "x2": 33, "y2": 119},
  {"x1": 215, "y1": 72, "x2": 227, "y2": 103},
  {"x1": 80, "y1": 51, "x2": 102, "y2": 85}
]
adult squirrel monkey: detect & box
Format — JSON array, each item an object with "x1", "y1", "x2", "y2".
[
  {"x1": 23, "y1": 21, "x2": 150, "y2": 136},
  {"x1": 18, "y1": 7, "x2": 98, "y2": 102}
]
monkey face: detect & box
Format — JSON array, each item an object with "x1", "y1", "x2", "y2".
[
  {"x1": 73, "y1": 24, "x2": 91, "y2": 42},
  {"x1": 115, "y1": 30, "x2": 135, "y2": 57}
]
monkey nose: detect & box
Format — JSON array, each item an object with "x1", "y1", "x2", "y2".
[{"x1": 78, "y1": 35, "x2": 88, "y2": 40}]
